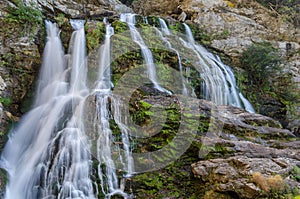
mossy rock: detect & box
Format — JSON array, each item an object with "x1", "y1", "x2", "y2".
[
  {"x1": 85, "y1": 21, "x2": 106, "y2": 52},
  {"x1": 111, "y1": 20, "x2": 129, "y2": 34}
]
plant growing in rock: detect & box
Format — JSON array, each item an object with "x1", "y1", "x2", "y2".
[
  {"x1": 238, "y1": 41, "x2": 299, "y2": 125},
  {"x1": 291, "y1": 166, "x2": 300, "y2": 182},
  {"x1": 255, "y1": 0, "x2": 299, "y2": 26},
  {"x1": 240, "y1": 41, "x2": 282, "y2": 88},
  {"x1": 85, "y1": 22, "x2": 106, "y2": 52},
  {"x1": 252, "y1": 172, "x2": 291, "y2": 198},
  {"x1": 54, "y1": 13, "x2": 68, "y2": 27},
  {"x1": 5, "y1": 0, "x2": 44, "y2": 38}
]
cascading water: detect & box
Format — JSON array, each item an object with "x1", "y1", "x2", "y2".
[
  {"x1": 157, "y1": 18, "x2": 189, "y2": 96},
  {"x1": 120, "y1": 13, "x2": 170, "y2": 94},
  {"x1": 180, "y1": 23, "x2": 255, "y2": 112},
  {"x1": 69, "y1": 20, "x2": 88, "y2": 94},
  {"x1": 92, "y1": 19, "x2": 133, "y2": 198},
  {"x1": 0, "y1": 14, "x2": 256, "y2": 199},
  {"x1": 0, "y1": 20, "x2": 95, "y2": 199},
  {"x1": 34, "y1": 21, "x2": 67, "y2": 107},
  {"x1": 0, "y1": 19, "x2": 134, "y2": 199}
]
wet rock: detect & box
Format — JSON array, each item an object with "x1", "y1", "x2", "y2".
[{"x1": 178, "y1": 11, "x2": 187, "y2": 22}]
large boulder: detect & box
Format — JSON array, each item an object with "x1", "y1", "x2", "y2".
[
  {"x1": 187, "y1": 97, "x2": 300, "y2": 198},
  {"x1": 192, "y1": 156, "x2": 300, "y2": 198}
]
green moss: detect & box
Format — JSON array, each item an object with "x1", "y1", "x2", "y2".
[
  {"x1": 111, "y1": 20, "x2": 129, "y2": 34},
  {"x1": 188, "y1": 23, "x2": 212, "y2": 46},
  {"x1": 291, "y1": 166, "x2": 300, "y2": 182},
  {"x1": 146, "y1": 16, "x2": 160, "y2": 27},
  {"x1": 0, "y1": 97, "x2": 12, "y2": 107},
  {"x1": 54, "y1": 13, "x2": 68, "y2": 27},
  {"x1": 5, "y1": 0, "x2": 44, "y2": 40},
  {"x1": 131, "y1": 100, "x2": 153, "y2": 125},
  {"x1": 169, "y1": 22, "x2": 185, "y2": 33},
  {"x1": 129, "y1": 96, "x2": 180, "y2": 152},
  {"x1": 85, "y1": 22, "x2": 106, "y2": 52},
  {"x1": 128, "y1": 146, "x2": 204, "y2": 198}
]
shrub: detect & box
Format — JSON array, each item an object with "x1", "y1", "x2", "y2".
[{"x1": 240, "y1": 42, "x2": 282, "y2": 88}]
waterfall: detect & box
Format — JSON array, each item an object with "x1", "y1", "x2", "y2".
[
  {"x1": 180, "y1": 23, "x2": 255, "y2": 112},
  {"x1": 92, "y1": 19, "x2": 133, "y2": 198},
  {"x1": 69, "y1": 20, "x2": 88, "y2": 95},
  {"x1": 96, "y1": 20, "x2": 114, "y2": 91},
  {"x1": 120, "y1": 13, "x2": 170, "y2": 94},
  {"x1": 0, "y1": 20, "x2": 95, "y2": 199},
  {"x1": 0, "y1": 15, "x2": 256, "y2": 199},
  {"x1": 156, "y1": 18, "x2": 189, "y2": 96},
  {"x1": 158, "y1": 18, "x2": 171, "y2": 36},
  {"x1": 154, "y1": 19, "x2": 254, "y2": 112},
  {"x1": 34, "y1": 20, "x2": 67, "y2": 107}
]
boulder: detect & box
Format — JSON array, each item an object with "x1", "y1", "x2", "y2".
[{"x1": 192, "y1": 156, "x2": 300, "y2": 198}]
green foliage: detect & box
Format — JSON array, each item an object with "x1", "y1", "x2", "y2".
[
  {"x1": 111, "y1": 20, "x2": 129, "y2": 34},
  {"x1": 240, "y1": 42, "x2": 282, "y2": 87},
  {"x1": 54, "y1": 13, "x2": 68, "y2": 27},
  {"x1": 291, "y1": 166, "x2": 300, "y2": 182},
  {"x1": 188, "y1": 24, "x2": 212, "y2": 46},
  {"x1": 237, "y1": 42, "x2": 299, "y2": 125},
  {"x1": 5, "y1": 0, "x2": 44, "y2": 38},
  {"x1": 0, "y1": 97, "x2": 12, "y2": 107},
  {"x1": 85, "y1": 22, "x2": 106, "y2": 51}
]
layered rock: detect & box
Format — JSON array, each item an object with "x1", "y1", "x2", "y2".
[
  {"x1": 23, "y1": 0, "x2": 132, "y2": 17},
  {"x1": 191, "y1": 97, "x2": 300, "y2": 198}
]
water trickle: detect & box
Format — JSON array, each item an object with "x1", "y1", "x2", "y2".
[
  {"x1": 96, "y1": 20, "x2": 114, "y2": 91},
  {"x1": 157, "y1": 18, "x2": 189, "y2": 96},
  {"x1": 158, "y1": 18, "x2": 171, "y2": 36}
]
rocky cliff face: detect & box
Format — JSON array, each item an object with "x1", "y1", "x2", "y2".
[
  {"x1": 0, "y1": 0, "x2": 299, "y2": 198},
  {"x1": 131, "y1": 0, "x2": 300, "y2": 135}
]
